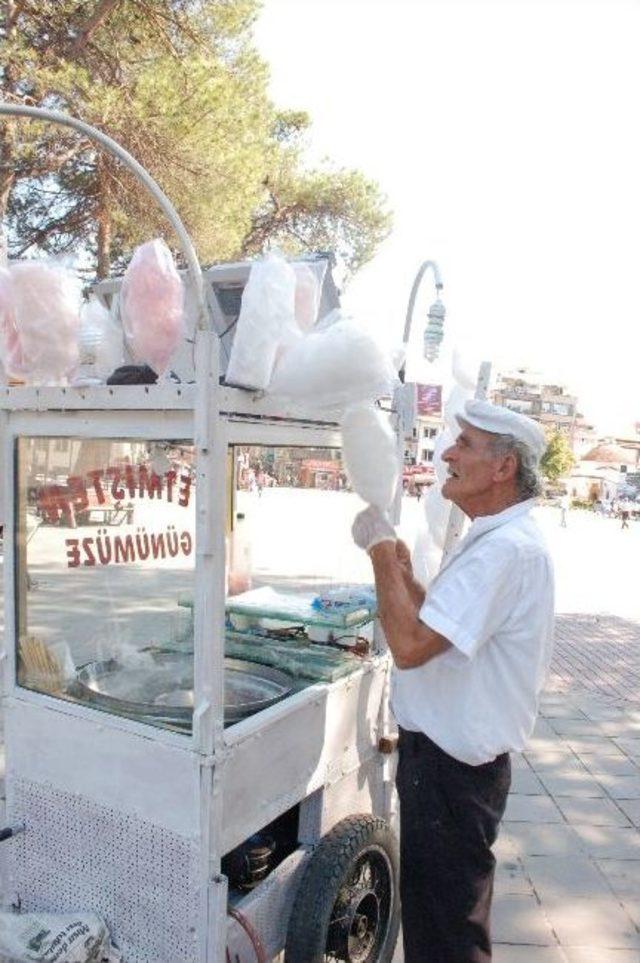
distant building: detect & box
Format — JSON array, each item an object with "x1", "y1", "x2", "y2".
[
  {"x1": 491, "y1": 368, "x2": 596, "y2": 455},
  {"x1": 403, "y1": 383, "x2": 444, "y2": 469}
]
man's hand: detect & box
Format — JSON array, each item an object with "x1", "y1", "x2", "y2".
[{"x1": 351, "y1": 505, "x2": 396, "y2": 554}]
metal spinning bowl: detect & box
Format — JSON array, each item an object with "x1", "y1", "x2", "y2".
[{"x1": 73, "y1": 651, "x2": 292, "y2": 727}]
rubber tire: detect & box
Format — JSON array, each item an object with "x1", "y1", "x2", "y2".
[{"x1": 284, "y1": 814, "x2": 401, "y2": 963}]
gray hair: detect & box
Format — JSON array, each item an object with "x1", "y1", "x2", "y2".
[{"x1": 486, "y1": 433, "x2": 543, "y2": 500}]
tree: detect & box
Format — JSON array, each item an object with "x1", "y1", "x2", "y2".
[
  {"x1": 0, "y1": 1, "x2": 390, "y2": 279},
  {"x1": 540, "y1": 430, "x2": 574, "y2": 483}
]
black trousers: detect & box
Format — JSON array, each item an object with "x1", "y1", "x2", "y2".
[{"x1": 396, "y1": 727, "x2": 511, "y2": 963}]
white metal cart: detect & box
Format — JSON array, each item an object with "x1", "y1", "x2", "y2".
[{"x1": 0, "y1": 105, "x2": 400, "y2": 963}]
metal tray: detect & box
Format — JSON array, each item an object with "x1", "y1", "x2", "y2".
[{"x1": 72, "y1": 652, "x2": 292, "y2": 727}]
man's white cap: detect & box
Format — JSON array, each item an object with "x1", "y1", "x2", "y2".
[{"x1": 456, "y1": 399, "x2": 547, "y2": 462}]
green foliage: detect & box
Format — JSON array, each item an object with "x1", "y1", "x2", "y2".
[
  {"x1": 1, "y1": 0, "x2": 390, "y2": 278},
  {"x1": 540, "y1": 430, "x2": 575, "y2": 482}
]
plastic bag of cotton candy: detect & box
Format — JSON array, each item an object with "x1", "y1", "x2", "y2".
[
  {"x1": 269, "y1": 310, "x2": 399, "y2": 412},
  {"x1": 120, "y1": 238, "x2": 185, "y2": 377},
  {"x1": 0, "y1": 261, "x2": 81, "y2": 384},
  {"x1": 341, "y1": 402, "x2": 400, "y2": 511},
  {"x1": 0, "y1": 909, "x2": 121, "y2": 962}
]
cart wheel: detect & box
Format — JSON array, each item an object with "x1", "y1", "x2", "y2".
[{"x1": 285, "y1": 814, "x2": 400, "y2": 963}]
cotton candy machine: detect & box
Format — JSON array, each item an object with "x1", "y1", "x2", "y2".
[{"x1": 72, "y1": 652, "x2": 293, "y2": 728}]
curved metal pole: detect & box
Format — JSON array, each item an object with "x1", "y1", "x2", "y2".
[
  {"x1": 402, "y1": 259, "x2": 443, "y2": 347},
  {"x1": 0, "y1": 103, "x2": 208, "y2": 329}
]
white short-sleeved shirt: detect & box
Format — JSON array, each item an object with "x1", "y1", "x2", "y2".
[{"x1": 391, "y1": 499, "x2": 555, "y2": 765}]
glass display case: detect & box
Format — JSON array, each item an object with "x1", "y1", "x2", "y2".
[
  {"x1": 15, "y1": 435, "x2": 197, "y2": 730},
  {"x1": 14, "y1": 436, "x2": 375, "y2": 733}
]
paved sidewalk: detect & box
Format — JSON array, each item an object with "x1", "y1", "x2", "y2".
[
  {"x1": 491, "y1": 612, "x2": 640, "y2": 962},
  {"x1": 391, "y1": 612, "x2": 640, "y2": 962}
]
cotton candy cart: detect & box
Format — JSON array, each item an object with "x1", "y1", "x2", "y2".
[{"x1": 0, "y1": 105, "x2": 401, "y2": 963}]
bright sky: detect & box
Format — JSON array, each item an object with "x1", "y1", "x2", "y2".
[{"x1": 255, "y1": 0, "x2": 640, "y2": 436}]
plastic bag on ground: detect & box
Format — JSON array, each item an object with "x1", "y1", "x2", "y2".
[
  {"x1": 269, "y1": 312, "x2": 398, "y2": 411},
  {"x1": 341, "y1": 402, "x2": 400, "y2": 511},
  {"x1": 3, "y1": 261, "x2": 81, "y2": 384},
  {"x1": 0, "y1": 909, "x2": 120, "y2": 962},
  {"x1": 225, "y1": 251, "x2": 297, "y2": 389},
  {"x1": 120, "y1": 238, "x2": 184, "y2": 377}
]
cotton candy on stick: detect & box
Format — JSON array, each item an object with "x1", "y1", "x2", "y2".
[
  {"x1": 8, "y1": 262, "x2": 81, "y2": 383},
  {"x1": 341, "y1": 402, "x2": 400, "y2": 511},
  {"x1": 121, "y1": 238, "x2": 185, "y2": 376}
]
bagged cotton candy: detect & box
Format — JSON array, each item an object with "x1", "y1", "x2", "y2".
[
  {"x1": 293, "y1": 261, "x2": 326, "y2": 332},
  {"x1": 6, "y1": 261, "x2": 81, "y2": 384},
  {"x1": 0, "y1": 268, "x2": 28, "y2": 379},
  {"x1": 269, "y1": 311, "x2": 398, "y2": 410},
  {"x1": 226, "y1": 251, "x2": 297, "y2": 389},
  {"x1": 74, "y1": 296, "x2": 124, "y2": 385},
  {"x1": 121, "y1": 238, "x2": 184, "y2": 376},
  {"x1": 341, "y1": 402, "x2": 399, "y2": 510}
]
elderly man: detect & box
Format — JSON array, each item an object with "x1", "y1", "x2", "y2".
[{"x1": 352, "y1": 400, "x2": 554, "y2": 963}]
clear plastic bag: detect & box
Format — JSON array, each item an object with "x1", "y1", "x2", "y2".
[
  {"x1": 0, "y1": 268, "x2": 28, "y2": 379},
  {"x1": 120, "y1": 238, "x2": 185, "y2": 376},
  {"x1": 74, "y1": 297, "x2": 124, "y2": 385},
  {"x1": 293, "y1": 260, "x2": 327, "y2": 332},
  {"x1": 225, "y1": 251, "x2": 297, "y2": 389},
  {"x1": 1, "y1": 261, "x2": 81, "y2": 385},
  {"x1": 341, "y1": 402, "x2": 399, "y2": 510},
  {"x1": 0, "y1": 909, "x2": 120, "y2": 962},
  {"x1": 268, "y1": 311, "x2": 398, "y2": 411}
]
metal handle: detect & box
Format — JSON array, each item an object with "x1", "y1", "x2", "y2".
[{"x1": 0, "y1": 103, "x2": 208, "y2": 330}]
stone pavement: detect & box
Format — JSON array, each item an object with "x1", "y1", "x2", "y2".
[
  {"x1": 391, "y1": 611, "x2": 640, "y2": 962},
  {"x1": 490, "y1": 612, "x2": 640, "y2": 962}
]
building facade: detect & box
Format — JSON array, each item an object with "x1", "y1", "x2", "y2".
[{"x1": 491, "y1": 368, "x2": 596, "y2": 455}]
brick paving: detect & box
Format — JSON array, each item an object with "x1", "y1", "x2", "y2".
[
  {"x1": 392, "y1": 611, "x2": 640, "y2": 962},
  {"x1": 550, "y1": 614, "x2": 640, "y2": 702}
]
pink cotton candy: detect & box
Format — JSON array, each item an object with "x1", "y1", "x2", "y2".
[
  {"x1": 0, "y1": 269, "x2": 28, "y2": 378},
  {"x1": 4, "y1": 262, "x2": 81, "y2": 383},
  {"x1": 121, "y1": 239, "x2": 185, "y2": 375}
]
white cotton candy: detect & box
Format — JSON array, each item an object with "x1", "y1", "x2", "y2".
[
  {"x1": 432, "y1": 428, "x2": 454, "y2": 485},
  {"x1": 226, "y1": 251, "x2": 297, "y2": 389},
  {"x1": 423, "y1": 483, "x2": 452, "y2": 550},
  {"x1": 8, "y1": 261, "x2": 81, "y2": 384},
  {"x1": 75, "y1": 296, "x2": 124, "y2": 384},
  {"x1": 0, "y1": 268, "x2": 27, "y2": 379},
  {"x1": 293, "y1": 262, "x2": 325, "y2": 332},
  {"x1": 269, "y1": 312, "x2": 398, "y2": 410},
  {"x1": 341, "y1": 402, "x2": 399, "y2": 510},
  {"x1": 412, "y1": 524, "x2": 443, "y2": 588},
  {"x1": 121, "y1": 238, "x2": 184, "y2": 376}
]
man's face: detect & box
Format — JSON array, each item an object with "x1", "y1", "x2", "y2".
[{"x1": 441, "y1": 423, "x2": 512, "y2": 516}]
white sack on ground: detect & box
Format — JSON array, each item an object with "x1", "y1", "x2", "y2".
[
  {"x1": 0, "y1": 909, "x2": 120, "y2": 962},
  {"x1": 269, "y1": 313, "x2": 398, "y2": 410},
  {"x1": 226, "y1": 252, "x2": 296, "y2": 389},
  {"x1": 8, "y1": 261, "x2": 81, "y2": 384},
  {"x1": 120, "y1": 238, "x2": 184, "y2": 376},
  {"x1": 341, "y1": 402, "x2": 399, "y2": 511}
]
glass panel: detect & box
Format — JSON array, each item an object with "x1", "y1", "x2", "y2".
[
  {"x1": 15, "y1": 437, "x2": 195, "y2": 732},
  {"x1": 224, "y1": 446, "x2": 377, "y2": 683},
  {"x1": 228, "y1": 445, "x2": 372, "y2": 595}
]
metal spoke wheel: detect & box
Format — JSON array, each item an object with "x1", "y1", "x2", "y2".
[{"x1": 285, "y1": 815, "x2": 400, "y2": 963}]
